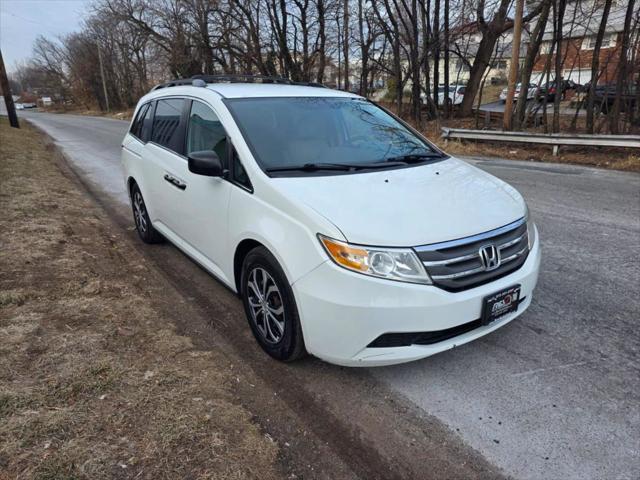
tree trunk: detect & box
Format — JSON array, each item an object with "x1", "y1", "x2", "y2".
[
  {"x1": 421, "y1": 0, "x2": 436, "y2": 119},
  {"x1": 503, "y1": 0, "x2": 524, "y2": 130},
  {"x1": 0, "y1": 49, "x2": 20, "y2": 128},
  {"x1": 316, "y1": 0, "x2": 326, "y2": 83},
  {"x1": 552, "y1": 0, "x2": 567, "y2": 133},
  {"x1": 343, "y1": 0, "x2": 350, "y2": 91},
  {"x1": 610, "y1": 0, "x2": 635, "y2": 134},
  {"x1": 515, "y1": 0, "x2": 551, "y2": 129},
  {"x1": 458, "y1": 0, "x2": 542, "y2": 117},
  {"x1": 459, "y1": 30, "x2": 500, "y2": 116},
  {"x1": 443, "y1": 0, "x2": 450, "y2": 118},
  {"x1": 433, "y1": 0, "x2": 440, "y2": 109},
  {"x1": 357, "y1": 0, "x2": 368, "y2": 96},
  {"x1": 586, "y1": 0, "x2": 613, "y2": 133},
  {"x1": 410, "y1": 0, "x2": 421, "y2": 124}
]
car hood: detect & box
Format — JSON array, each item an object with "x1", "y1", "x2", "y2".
[{"x1": 272, "y1": 157, "x2": 526, "y2": 246}]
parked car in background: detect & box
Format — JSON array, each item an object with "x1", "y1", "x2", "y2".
[
  {"x1": 585, "y1": 82, "x2": 637, "y2": 114},
  {"x1": 500, "y1": 83, "x2": 539, "y2": 102},
  {"x1": 437, "y1": 84, "x2": 466, "y2": 107},
  {"x1": 122, "y1": 76, "x2": 540, "y2": 367},
  {"x1": 537, "y1": 79, "x2": 579, "y2": 102},
  {"x1": 15, "y1": 103, "x2": 24, "y2": 110},
  {"x1": 420, "y1": 85, "x2": 466, "y2": 108},
  {"x1": 22, "y1": 102, "x2": 37, "y2": 109}
]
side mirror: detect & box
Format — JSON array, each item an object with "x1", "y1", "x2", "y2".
[{"x1": 188, "y1": 150, "x2": 224, "y2": 177}]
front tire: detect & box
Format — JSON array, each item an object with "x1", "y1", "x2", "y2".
[
  {"x1": 240, "y1": 247, "x2": 306, "y2": 362},
  {"x1": 130, "y1": 183, "x2": 163, "y2": 244}
]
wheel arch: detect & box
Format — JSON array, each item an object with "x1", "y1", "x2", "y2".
[
  {"x1": 233, "y1": 238, "x2": 264, "y2": 294},
  {"x1": 126, "y1": 176, "x2": 137, "y2": 200}
]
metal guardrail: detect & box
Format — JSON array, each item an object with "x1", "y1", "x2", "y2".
[{"x1": 441, "y1": 127, "x2": 640, "y2": 155}]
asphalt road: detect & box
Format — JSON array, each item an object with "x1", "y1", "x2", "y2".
[{"x1": 16, "y1": 110, "x2": 640, "y2": 479}]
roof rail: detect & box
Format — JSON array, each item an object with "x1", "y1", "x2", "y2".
[
  {"x1": 150, "y1": 74, "x2": 327, "y2": 92},
  {"x1": 151, "y1": 78, "x2": 205, "y2": 91},
  {"x1": 192, "y1": 74, "x2": 292, "y2": 84}
]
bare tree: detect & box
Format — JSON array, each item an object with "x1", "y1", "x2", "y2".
[
  {"x1": 458, "y1": 0, "x2": 543, "y2": 117},
  {"x1": 610, "y1": 0, "x2": 636, "y2": 133},
  {"x1": 551, "y1": 0, "x2": 567, "y2": 133},
  {"x1": 514, "y1": 0, "x2": 551, "y2": 129}
]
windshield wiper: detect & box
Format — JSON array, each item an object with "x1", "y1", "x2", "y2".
[
  {"x1": 266, "y1": 161, "x2": 407, "y2": 173},
  {"x1": 381, "y1": 152, "x2": 445, "y2": 164},
  {"x1": 266, "y1": 163, "x2": 354, "y2": 173}
]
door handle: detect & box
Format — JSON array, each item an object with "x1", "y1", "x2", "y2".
[{"x1": 164, "y1": 174, "x2": 186, "y2": 190}]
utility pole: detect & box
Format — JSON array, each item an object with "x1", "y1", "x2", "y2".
[
  {"x1": 0, "y1": 49, "x2": 20, "y2": 128},
  {"x1": 443, "y1": 0, "x2": 450, "y2": 118},
  {"x1": 97, "y1": 43, "x2": 110, "y2": 112},
  {"x1": 503, "y1": 0, "x2": 524, "y2": 130},
  {"x1": 433, "y1": 0, "x2": 440, "y2": 109},
  {"x1": 343, "y1": 0, "x2": 350, "y2": 91}
]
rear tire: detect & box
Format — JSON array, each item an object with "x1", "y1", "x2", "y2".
[
  {"x1": 240, "y1": 246, "x2": 306, "y2": 362},
  {"x1": 130, "y1": 183, "x2": 163, "y2": 244}
]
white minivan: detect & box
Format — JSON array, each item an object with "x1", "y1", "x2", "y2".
[{"x1": 121, "y1": 76, "x2": 540, "y2": 367}]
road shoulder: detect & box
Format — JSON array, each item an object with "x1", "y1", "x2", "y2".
[{"x1": 0, "y1": 120, "x2": 287, "y2": 478}]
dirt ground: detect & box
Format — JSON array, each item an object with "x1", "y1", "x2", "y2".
[{"x1": 0, "y1": 120, "x2": 283, "y2": 479}]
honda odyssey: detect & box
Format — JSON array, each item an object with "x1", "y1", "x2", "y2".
[{"x1": 121, "y1": 76, "x2": 541, "y2": 366}]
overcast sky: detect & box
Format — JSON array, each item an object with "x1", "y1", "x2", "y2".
[{"x1": 0, "y1": 0, "x2": 90, "y2": 73}]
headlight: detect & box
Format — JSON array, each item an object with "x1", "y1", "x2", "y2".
[
  {"x1": 318, "y1": 235, "x2": 432, "y2": 284},
  {"x1": 525, "y1": 206, "x2": 536, "y2": 250}
]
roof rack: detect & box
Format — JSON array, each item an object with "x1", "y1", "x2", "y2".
[{"x1": 151, "y1": 75, "x2": 327, "y2": 92}]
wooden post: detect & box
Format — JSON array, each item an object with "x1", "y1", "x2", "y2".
[
  {"x1": 443, "y1": 0, "x2": 450, "y2": 118},
  {"x1": 0, "y1": 49, "x2": 20, "y2": 128},
  {"x1": 503, "y1": 0, "x2": 524, "y2": 131},
  {"x1": 97, "y1": 43, "x2": 110, "y2": 112}
]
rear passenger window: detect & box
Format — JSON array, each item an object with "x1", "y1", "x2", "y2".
[
  {"x1": 151, "y1": 99, "x2": 185, "y2": 152},
  {"x1": 139, "y1": 103, "x2": 154, "y2": 141},
  {"x1": 130, "y1": 103, "x2": 150, "y2": 141},
  {"x1": 186, "y1": 101, "x2": 227, "y2": 165}
]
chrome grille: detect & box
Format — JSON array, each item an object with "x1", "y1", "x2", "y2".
[{"x1": 415, "y1": 218, "x2": 529, "y2": 291}]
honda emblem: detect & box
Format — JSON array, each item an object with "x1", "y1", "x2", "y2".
[{"x1": 479, "y1": 244, "x2": 501, "y2": 271}]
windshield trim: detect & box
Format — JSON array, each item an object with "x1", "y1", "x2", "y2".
[{"x1": 222, "y1": 96, "x2": 449, "y2": 178}]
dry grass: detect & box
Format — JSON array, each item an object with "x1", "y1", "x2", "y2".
[
  {"x1": 420, "y1": 117, "x2": 640, "y2": 171},
  {"x1": 40, "y1": 106, "x2": 134, "y2": 121},
  {"x1": 0, "y1": 119, "x2": 280, "y2": 479}
]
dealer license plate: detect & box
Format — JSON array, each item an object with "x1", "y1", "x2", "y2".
[{"x1": 481, "y1": 285, "x2": 521, "y2": 325}]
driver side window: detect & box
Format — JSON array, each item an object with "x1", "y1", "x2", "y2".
[{"x1": 186, "y1": 101, "x2": 228, "y2": 167}]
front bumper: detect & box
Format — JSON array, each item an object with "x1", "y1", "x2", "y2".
[{"x1": 293, "y1": 226, "x2": 541, "y2": 366}]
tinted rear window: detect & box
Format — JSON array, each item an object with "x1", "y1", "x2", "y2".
[
  {"x1": 130, "y1": 103, "x2": 149, "y2": 140},
  {"x1": 151, "y1": 99, "x2": 185, "y2": 152}
]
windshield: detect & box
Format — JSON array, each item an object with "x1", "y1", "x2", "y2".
[{"x1": 224, "y1": 97, "x2": 444, "y2": 175}]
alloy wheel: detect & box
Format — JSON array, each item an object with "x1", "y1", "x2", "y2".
[
  {"x1": 246, "y1": 267, "x2": 285, "y2": 344},
  {"x1": 133, "y1": 191, "x2": 148, "y2": 234}
]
